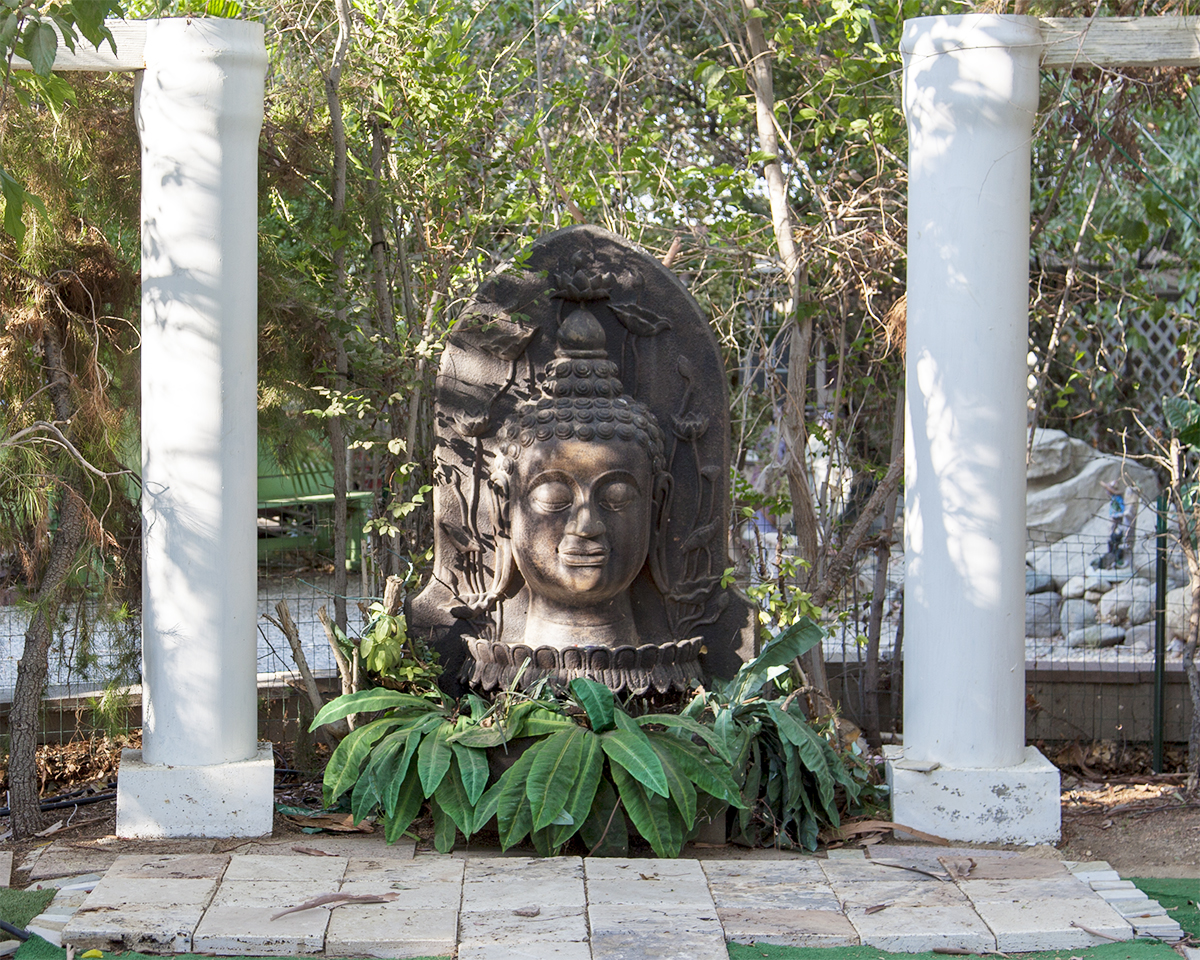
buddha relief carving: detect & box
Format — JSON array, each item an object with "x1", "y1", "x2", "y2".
[{"x1": 408, "y1": 225, "x2": 756, "y2": 697}]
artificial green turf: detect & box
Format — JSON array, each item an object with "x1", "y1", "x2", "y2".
[
  {"x1": 0, "y1": 888, "x2": 56, "y2": 931},
  {"x1": 1131, "y1": 877, "x2": 1200, "y2": 939},
  {"x1": 727, "y1": 942, "x2": 1182, "y2": 960}
]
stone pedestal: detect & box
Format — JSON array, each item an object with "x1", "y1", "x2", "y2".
[
  {"x1": 894, "y1": 15, "x2": 1059, "y2": 842},
  {"x1": 116, "y1": 744, "x2": 275, "y2": 839},
  {"x1": 118, "y1": 19, "x2": 270, "y2": 838},
  {"x1": 886, "y1": 745, "x2": 1061, "y2": 844}
]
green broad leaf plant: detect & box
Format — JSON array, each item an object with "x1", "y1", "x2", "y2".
[{"x1": 311, "y1": 618, "x2": 875, "y2": 856}]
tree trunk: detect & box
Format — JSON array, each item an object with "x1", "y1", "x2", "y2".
[
  {"x1": 9, "y1": 322, "x2": 86, "y2": 838},
  {"x1": 862, "y1": 387, "x2": 904, "y2": 742},
  {"x1": 324, "y1": 0, "x2": 353, "y2": 632},
  {"x1": 739, "y1": 0, "x2": 828, "y2": 708}
]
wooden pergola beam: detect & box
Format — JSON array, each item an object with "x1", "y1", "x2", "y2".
[{"x1": 1041, "y1": 16, "x2": 1200, "y2": 68}]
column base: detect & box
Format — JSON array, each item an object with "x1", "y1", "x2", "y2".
[
  {"x1": 885, "y1": 745, "x2": 1061, "y2": 844},
  {"x1": 116, "y1": 743, "x2": 274, "y2": 838}
]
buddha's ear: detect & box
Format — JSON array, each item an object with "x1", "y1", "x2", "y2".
[
  {"x1": 483, "y1": 467, "x2": 516, "y2": 603},
  {"x1": 648, "y1": 471, "x2": 673, "y2": 595}
]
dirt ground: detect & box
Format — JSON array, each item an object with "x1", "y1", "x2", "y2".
[{"x1": 2, "y1": 737, "x2": 1197, "y2": 879}]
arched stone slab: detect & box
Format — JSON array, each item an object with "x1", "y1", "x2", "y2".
[{"x1": 409, "y1": 225, "x2": 755, "y2": 694}]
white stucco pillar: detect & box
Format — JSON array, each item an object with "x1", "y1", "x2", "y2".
[
  {"x1": 885, "y1": 15, "x2": 1060, "y2": 843},
  {"x1": 116, "y1": 18, "x2": 273, "y2": 838}
]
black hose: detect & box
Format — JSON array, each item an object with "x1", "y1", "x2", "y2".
[
  {"x1": 0, "y1": 792, "x2": 116, "y2": 818},
  {"x1": 0, "y1": 920, "x2": 30, "y2": 941}
]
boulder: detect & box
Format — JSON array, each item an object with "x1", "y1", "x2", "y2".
[
  {"x1": 1026, "y1": 428, "x2": 1077, "y2": 481},
  {"x1": 1026, "y1": 570, "x2": 1056, "y2": 594},
  {"x1": 1026, "y1": 593, "x2": 1062, "y2": 638},
  {"x1": 1125, "y1": 623, "x2": 1154, "y2": 652},
  {"x1": 1099, "y1": 578, "x2": 1153, "y2": 624},
  {"x1": 1127, "y1": 596, "x2": 1155, "y2": 627},
  {"x1": 1060, "y1": 598, "x2": 1097, "y2": 634},
  {"x1": 1167, "y1": 585, "x2": 1195, "y2": 641},
  {"x1": 1066, "y1": 624, "x2": 1126, "y2": 648},
  {"x1": 1027, "y1": 453, "x2": 1158, "y2": 545}
]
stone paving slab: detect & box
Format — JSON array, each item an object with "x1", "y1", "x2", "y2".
[
  {"x1": 462, "y1": 858, "x2": 584, "y2": 912},
  {"x1": 106, "y1": 854, "x2": 230, "y2": 880},
  {"x1": 325, "y1": 904, "x2": 458, "y2": 959},
  {"x1": 340, "y1": 857, "x2": 464, "y2": 908},
  {"x1": 459, "y1": 905, "x2": 588, "y2": 947},
  {"x1": 459, "y1": 943, "x2": 592, "y2": 960},
  {"x1": 821, "y1": 858, "x2": 944, "y2": 883},
  {"x1": 589, "y1": 928, "x2": 728, "y2": 960},
  {"x1": 28, "y1": 839, "x2": 216, "y2": 883},
  {"x1": 971, "y1": 896, "x2": 1133, "y2": 952},
  {"x1": 0, "y1": 851, "x2": 12, "y2": 887},
  {"x1": 586, "y1": 859, "x2": 714, "y2": 909},
  {"x1": 230, "y1": 836, "x2": 415, "y2": 859},
  {"x1": 718, "y1": 907, "x2": 861, "y2": 947},
  {"x1": 957, "y1": 875, "x2": 1098, "y2": 902},
  {"x1": 846, "y1": 901, "x2": 998, "y2": 954},
  {"x1": 62, "y1": 869, "x2": 221, "y2": 954},
  {"x1": 702, "y1": 859, "x2": 839, "y2": 910},
  {"x1": 191, "y1": 902, "x2": 331, "y2": 956},
  {"x1": 223, "y1": 855, "x2": 347, "y2": 884},
  {"x1": 954, "y1": 857, "x2": 1071, "y2": 880}
]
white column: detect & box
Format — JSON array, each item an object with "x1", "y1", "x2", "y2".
[
  {"x1": 886, "y1": 15, "x2": 1060, "y2": 843},
  {"x1": 117, "y1": 18, "x2": 272, "y2": 838}
]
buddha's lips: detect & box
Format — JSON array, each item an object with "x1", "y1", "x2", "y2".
[{"x1": 559, "y1": 542, "x2": 608, "y2": 566}]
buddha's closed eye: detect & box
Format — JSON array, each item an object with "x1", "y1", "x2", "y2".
[
  {"x1": 598, "y1": 481, "x2": 638, "y2": 511},
  {"x1": 528, "y1": 480, "x2": 572, "y2": 512}
]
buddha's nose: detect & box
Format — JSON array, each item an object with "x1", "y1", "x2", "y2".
[{"x1": 566, "y1": 502, "x2": 605, "y2": 538}]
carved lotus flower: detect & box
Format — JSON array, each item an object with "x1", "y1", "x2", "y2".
[
  {"x1": 552, "y1": 268, "x2": 613, "y2": 302},
  {"x1": 671, "y1": 411, "x2": 710, "y2": 442}
]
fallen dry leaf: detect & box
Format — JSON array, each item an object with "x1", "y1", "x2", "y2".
[
  {"x1": 864, "y1": 903, "x2": 890, "y2": 914},
  {"x1": 292, "y1": 845, "x2": 338, "y2": 856},
  {"x1": 939, "y1": 857, "x2": 976, "y2": 879},
  {"x1": 638, "y1": 873, "x2": 659, "y2": 881},
  {"x1": 271, "y1": 892, "x2": 400, "y2": 920},
  {"x1": 283, "y1": 813, "x2": 374, "y2": 834},
  {"x1": 512, "y1": 906, "x2": 541, "y2": 917},
  {"x1": 829, "y1": 819, "x2": 950, "y2": 846}
]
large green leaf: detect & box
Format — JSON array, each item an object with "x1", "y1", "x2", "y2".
[
  {"x1": 611, "y1": 764, "x2": 683, "y2": 858},
  {"x1": 636, "y1": 713, "x2": 732, "y2": 764},
  {"x1": 434, "y1": 758, "x2": 474, "y2": 838},
  {"x1": 601, "y1": 726, "x2": 668, "y2": 799},
  {"x1": 451, "y1": 741, "x2": 490, "y2": 806},
  {"x1": 473, "y1": 779, "x2": 503, "y2": 829},
  {"x1": 728, "y1": 618, "x2": 825, "y2": 703},
  {"x1": 771, "y1": 706, "x2": 837, "y2": 821},
  {"x1": 351, "y1": 764, "x2": 382, "y2": 824},
  {"x1": 496, "y1": 743, "x2": 541, "y2": 850},
  {"x1": 551, "y1": 731, "x2": 603, "y2": 847},
  {"x1": 430, "y1": 795, "x2": 457, "y2": 853},
  {"x1": 569, "y1": 677, "x2": 616, "y2": 732},
  {"x1": 580, "y1": 777, "x2": 627, "y2": 857},
  {"x1": 311, "y1": 688, "x2": 443, "y2": 730},
  {"x1": 648, "y1": 734, "x2": 696, "y2": 826},
  {"x1": 502, "y1": 700, "x2": 567, "y2": 738},
  {"x1": 417, "y1": 721, "x2": 455, "y2": 796},
  {"x1": 322, "y1": 716, "x2": 402, "y2": 806},
  {"x1": 447, "y1": 723, "x2": 510, "y2": 748},
  {"x1": 383, "y1": 764, "x2": 425, "y2": 844},
  {"x1": 364, "y1": 730, "x2": 407, "y2": 813},
  {"x1": 527, "y1": 727, "x2": 587, "y2": 830},
  {"x1": 649, "y1": 730, "x2": 745, "y2": 808}
]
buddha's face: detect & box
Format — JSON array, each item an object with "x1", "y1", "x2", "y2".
[{"x1": 509, "y1": 437, "x2": 653, "y2": 609}]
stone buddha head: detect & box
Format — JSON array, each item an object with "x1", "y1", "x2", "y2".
[{"x1": 484, "y1": 305, "x2": 670, "y2": 651}]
